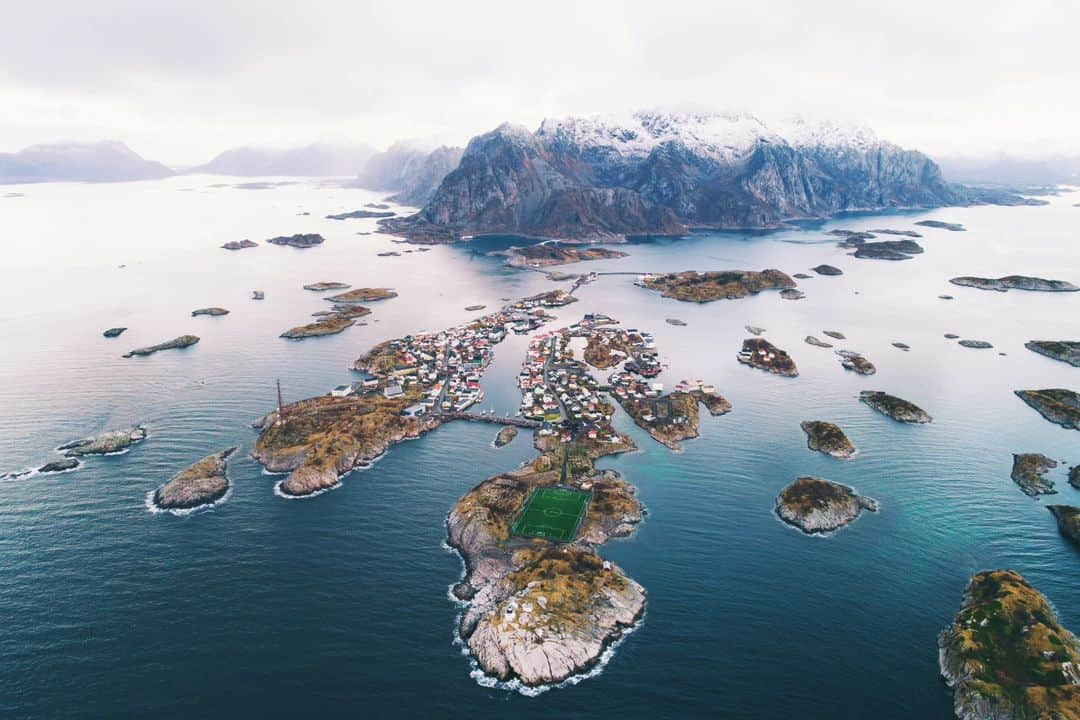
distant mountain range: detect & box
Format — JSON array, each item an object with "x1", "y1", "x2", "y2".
[
  {"x1": 381, "y1": 112, "x2": 1043, "y2": 242},
  {"x1": 936, "y1": 154, "x2": 1080, "y2": 186},
  {"x1": 0, "y1": 141, "x2": 173, "y2": 184},
  {"x1": 187, "y1": 142, "x2": 375, "y2": 177},
  {"x1": 354, "y1": 142, "x2": 464, "y2": 206}
]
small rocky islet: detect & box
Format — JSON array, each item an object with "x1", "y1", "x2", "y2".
[
  {"x1": 493, "y1": 426, "x2": 518, "y2": 447},
  {"x1": 811, "y1": 264, "x2": 843, "y2": 276},
  {"x1": 837, "y1": 349, "x2": 876, "y2": 375},
  {"x1": 915, "y1": 220, "x2": 965, "y2": 231},
  {"x1": 958, "y1": 339, "x2": 993, "y2": 349},
  {"x1": 852, "y1": 239, "x2": 925, "y2": 260},
  {"x1": 220, "y1": 239, "x2": 258, "y2": 250},
  {"x1": 102, "y1": 327, "x2": 126, "y2": 338},
  {"x1": 191, "y1": 307, "x2": 229, "y2": 317},
  {"x1": 950, "y1": 275, "x2": 1079, "y2": 293},
  {"x1": 324, "y1": 287, "x2": 398, "y2": 303},
  {"x1": 303, "y1": 281, "x2": 351, "y2": 291},
  {"x1": 822, "y1": 330, "x2": 846, "y2": 340},
  {"x1": 939, "y1": 570, "x2": 1080, "y2": 720},
  {"x1": 774, "y1": 477, "x2": 877, "y2": 534},
  {"x1": 122, "y1": 335, "x2": 200, "y2": 358},
  {"x1": 1010, "y1": 453, "x2": 1059, "y2": 496},
  {"x1": 800, "y1": 421, "x2": 856, "y2": 458},
  {"x1": 326, "y1": 209, "x2": 396, "y2": 220},
  {"x1": 1025, "y1": 340, "x2": 1080, "y2": 367},
  {"x1": 1015, "y1": 388, "x2": 1080, "y2": 430},
  {"x1": 737, "y1": 337, "x2": 798, "y2": 377},
  {"x1": 152, "y1": 447, "x2": 236, "y2": 511},
  {"x1": 805, "y1": 335, "x2": 833, "y2": 348},
  {"x1": 265, "y1": 233, "x2": 325, "y2": 249},
  {"x1": 859, "y1": 391, "x2": 931, "y2": 423},
  {"x1": 38, "y1": 458, "x2": 80, "y2": 474},
  {"x1": 57, "y1": 425, "x2": 147, "y2": 457}
]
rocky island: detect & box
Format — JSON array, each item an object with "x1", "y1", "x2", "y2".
[
  {"x1": 958, "y1": 339, "x2": 993, "y2": 349},
  {"x1": 1010, "y1": 453, "x2": 1059, "y2": 496},
  {"x1": 326, "y1": 209, "x2": 395, "y2": 220},
  {"x1": 811, "y1": 264, "x2": 843, "y2": 276},
  {"x1": 1015, "y1": 389, "x2": 1080, "y2": 430},
  {"x1": 280, "y1": 310, "x2": 368, "y2": 340},
  {"x1": 1025, "y1": 340, "x2": 1080, "y2": 367},
  {"x1": 775, "y1": 477, "x2": 877, "y2": 534},
  {"x1": 916, "y1": 220, "x2": 965, "y2": 231},
  {"x1": 800, "y1": 421, "x2": 856, "y2": 458},
  {"x1": 837, "y1": 350, "x2": 876, "y2": 375},
  {"x1": 939, "y1": 570, "x2": 1080, "y2": 720},
  {"x1": 122, "y1": 335, "x2": 200, "y2": 358},
  {"x1": 737, "y1": 337, "x2": 798, "y2": 377},
  {"x1": 191, "y1": 307, "x2": 229, "y2": 317},
  {"x1": 501, "y1": 244, "x2": 628, "y2": 268},
  {"x1": 58, "y1": 425, "x2": 147, "y2": 457},
  {"x1": 950, "y1": 275, "x2": 1079, "y2": 292},
  {"x1": 805, "y1": 336, "x2": 833, "y2": 348},
  {"x1": 266, "y1": 233, "x2": 325, "y2": 249},
  {"x1": 303, "y1": 282, "x2": 351, "y2": 291},
  {"x1": 152, "y1": 447, "x2": 237, "y2": 512},
  {"x1": 638, "y1": 269, "x2": 795, "y2": 303},
  {"x1": 1048, "y1": 506, "x2": 1080, "y2": 544},
  {"x1": 37, "y1": 458, "x2": 80, "y2": 474},
  {"x1": 324, "y1": 287, "x2": 398, "y2": 303},
  {"x1": 102, "y1": 327, "x2": 126, "y2": 338},
  {"x1": 493, "y1": 426, "x2": 518, "y2": 447},
  {"x1": 221, "y1": 239, "x2": 258, "y2": 250},
  {"x1": 859, "y1": 391, "x2": 932, "y2": 423},
  {"x1": 853, "y1": 239, "x2": 924, "y2": 260}
]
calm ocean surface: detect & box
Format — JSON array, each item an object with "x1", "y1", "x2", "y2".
[{"x1": 1, "y1": 177, "x2": 1077, "y2": 719}]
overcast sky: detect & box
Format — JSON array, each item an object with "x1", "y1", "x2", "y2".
[{"x1": 1, "y1": 0, "x2": 1076, "y2": 165}]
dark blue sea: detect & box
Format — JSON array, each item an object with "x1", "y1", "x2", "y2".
[{"x1": 1, "y1": 177, "x2": 1078, "y2": 718}]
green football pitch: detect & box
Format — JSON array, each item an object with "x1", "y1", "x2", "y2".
[{"x1": 510, "y1": 487, "x2": 590, "y2": 542}]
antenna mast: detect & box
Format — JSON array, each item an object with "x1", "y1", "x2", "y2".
[{"x1": 276, "y1": 379, "x2": 285, "y2": 426}]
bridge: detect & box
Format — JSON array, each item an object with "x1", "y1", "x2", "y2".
[{"x1": 437, "y1": 411, "x2": 541, "y2": 429}]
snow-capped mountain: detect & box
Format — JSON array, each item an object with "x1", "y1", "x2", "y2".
[{"x1": 382, "y1": 111, "x2": 1035, "y2": 242}]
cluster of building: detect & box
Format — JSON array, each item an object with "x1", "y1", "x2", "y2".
[{"x1": 517, "y1": 331, "x2": 622, "y2": 445}]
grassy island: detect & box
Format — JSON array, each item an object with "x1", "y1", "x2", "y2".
[{"x1": 638, "y1": 269, "x2": 795, "y2": 303}]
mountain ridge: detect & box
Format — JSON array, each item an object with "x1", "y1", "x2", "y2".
[
  {"x1": 0, "y1": 141, "x2": 174, "y2": 184},
  {"x1": 381, "y1": 111, "x2": 1041, "y2": 242}
]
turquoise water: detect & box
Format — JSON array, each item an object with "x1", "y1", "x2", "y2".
[{"x1": 1, "y1": 178, "x2": 1078, "y2": 718}]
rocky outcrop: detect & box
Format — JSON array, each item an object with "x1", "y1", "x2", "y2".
[
  {"x1": 192, "y1": 307, "x2": 229, "y2": 317},
  {"x1": 58, "y1": 425, "x2": 147, "y2": 457},
  {"x1": 326, "y1": 209, "x2": 395, "y2": 220},
  {"x1": 38, "y1": 458, "x2": 80, "y2": 473},
  {"x1": 265, "y1": 233, "x2": 325, "y2": 249},
  {"x1": 1025, "y1": 340, "x2": 1080, "y2": 367},
  {"x1": 775, "y1": 477, "x2": 877, "y2": 534},
  {"x1": 853, "y1": 239, "x2": 924, "y2": 260},
  {"x1": 859, "y1": 391, "x2": 932, "y2": 423},
  {"x1": 950, "y1": 275, "x2": 1079, "y2": 292},
  {"x1": 1015, "y1": 389, "x2": 1080, "y2": 430},
  {"x1": 958, "y1": 339, "x2": 993, "y2": 349},
  {"x1": 640, "y1": 269, "x2": 795, "y2": 303},
  {"x1": 737, "y1": 337, "x2": 798, "y2": 377},
  {"x1": 837, "y1": 350, "x2": 876, "y2": 375},
  {"x1": 1048, "y1": 506, "x2": 1080, "y2": 544},
  {"x1": 221, "y1": 239, "x2": 257, "y2": 250},
  {"x1": 380, "y1": 112, "x2": 1016, "y2": 242},
  {"x1": 123, "y1": 335, "x2": 200, "y2": 357},
  {"x1": 811, "y1": 264, "x2": 843, "y2": 276},
  {"x1": 1010, "y1": 453, "x2": 1059, "y2": 496},
  {"x1": 324, "y1": 287, "x2": 397, "y2": 303},
  {"x1": 916, "y1": 220, "x2": 965, "y2": 231},
  {"x1": 805, "y1": 336, "x2": 833, "y2": 348},
  {"x1": 800, "y1": 421, "x2": 856, "y2": 458},
  {"x1": 493, "y1": 426, "x2": 518, "y2": 447},
  {"x1": 152, "y1": 447, "x2": 236, "y2": 511},
  {"x1": 303, "y1": 282, "x2": 350, "y2": 291},
  {"x1": 102, "y1": 327, "x2": 126, "y2": 338},
  {"x1": 939, "y1": 570, "x2": 1080, "y2": 720}
]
